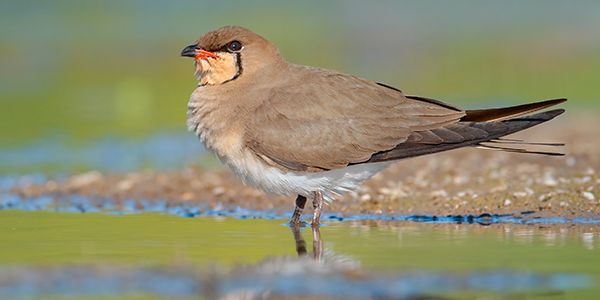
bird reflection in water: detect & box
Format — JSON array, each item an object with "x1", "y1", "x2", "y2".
[{"x1": 291, "y1": 224, "x2": 322, "y2": 262}]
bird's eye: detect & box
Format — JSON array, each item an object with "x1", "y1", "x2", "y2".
[{"x1": 227, "y1": 40, "x2": 242, "y2": 52}]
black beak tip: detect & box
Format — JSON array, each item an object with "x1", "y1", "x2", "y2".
[{"x1": 181, "y1": 44, "x2": 197, "y2": 57}]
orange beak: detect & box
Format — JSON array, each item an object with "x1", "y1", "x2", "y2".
[
  {"x1": 194, "y1": 49, "x2": 219, "y2": 60},
  {"x1": 181, "y1": 44, "x2": 219, "y2": 60}
]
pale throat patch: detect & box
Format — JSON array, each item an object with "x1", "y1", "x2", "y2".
[{"x1": 195, "y1": 52, "x2": 240, "y2": 85}]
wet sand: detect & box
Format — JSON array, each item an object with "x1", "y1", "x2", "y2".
[{"x1": 9, "y1": 114, "x2": 600, "y2": 219}]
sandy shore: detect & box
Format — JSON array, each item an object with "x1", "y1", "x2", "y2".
[{"x1": 9, "y1": 114, "x2": 600, "y2": 219}]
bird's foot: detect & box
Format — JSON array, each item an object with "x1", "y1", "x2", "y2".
[
  {"x1": 289, "y1": 210, "x2": 304, "y2": 227},
  {"x1": 289, "y1": 218, "x2": 310, "y2": 228}
]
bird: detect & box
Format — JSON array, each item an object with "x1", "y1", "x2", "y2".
[{"x1": 180, "y1": 26, "x2": 566, "y2": 227}]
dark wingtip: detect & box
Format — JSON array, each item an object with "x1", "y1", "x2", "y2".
[
  {"x1": 553, "y1": 108, "x2": 566, "y2": 115},
  {"x1": 530, "y1": 98, "x2": 567, "y2": 106},
  {"x1": 544, "y1": 108, "x2": 566, "y2": 117},
  {"x1": 534, "y1": 108, "x2": 566, "y2": 119},
  {"x1": 506, "y1": 108, "x2": 566, "y2": 122},
  {"x1": 545, "y1": 98, "x2": 567, "y2": 104},
  {"x1": 462, "y1": 98, "x2": 568, "y2": 122},
  {"x1": 541, "y1": 98, "x2": 568, "y2": 109}
]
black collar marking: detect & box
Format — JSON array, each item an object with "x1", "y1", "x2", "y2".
[{"x1": 222, "y1": 52, "x2": 242, "y2": 84}]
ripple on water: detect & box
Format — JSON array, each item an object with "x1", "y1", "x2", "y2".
[{"x1": 0, "y1": 265, "x2": 591, "y2": 299}]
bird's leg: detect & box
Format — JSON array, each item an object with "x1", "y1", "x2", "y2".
[
  {"x1": 289, "y1": 194, "x2": 307, "y2": 226},
  {"x1": 311, "y1": 191, "x2": 324, "y2": 227},
  {"x1": 311, "y1": 225, "x2": 322, "y2": 261}
]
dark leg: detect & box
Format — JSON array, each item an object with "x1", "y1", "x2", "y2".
[
  {"x1": 311, "y1": 191, "x2": 324, "y2": 227},
  {"x1": 289, "y1": 194, "x2": 307, "y2": 226}
]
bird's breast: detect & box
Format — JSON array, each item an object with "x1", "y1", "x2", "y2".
[
  {"x1": 187, "y1": 89, "x2": 244, "y2": 159},
  {"x1": 186, "y1": 89, "x2": 390, "y2": 201}
]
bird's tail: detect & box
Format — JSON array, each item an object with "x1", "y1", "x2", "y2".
[
  {"x1": 365, "y1": 99, "x2": 567, "y2": 163},
  {"x1": 472, "y1": 109, "x2": 566, "y2": 156}
]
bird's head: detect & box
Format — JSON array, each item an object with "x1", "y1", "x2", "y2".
[{"x1": 181, "y1": 26, "x2": 283, "y2": 86}]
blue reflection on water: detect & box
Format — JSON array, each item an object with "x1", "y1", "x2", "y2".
[{"x1": 0, "y1": 266, "x2": 590, "y2": 299}]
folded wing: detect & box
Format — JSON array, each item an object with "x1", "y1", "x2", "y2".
[
  {"x1": 245, "y1": 68, "x2": 566, "y2": 171},
  {"x1": 244, "y1": 68, "x2": 464, "y2": 171}
]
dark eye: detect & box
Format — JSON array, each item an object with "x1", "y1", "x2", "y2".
[{"x1": 227, "y1": 40, "x2": 242, "y2": 52}]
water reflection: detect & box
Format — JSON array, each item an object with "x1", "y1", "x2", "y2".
[
  {"x1": 0, "y1": 211, "x2": 598, "y2": 299},
  {"x1": 291, "y1": 225, "x2": 322, "y2": 261},
  {"x1": 582, "y1": 232, "x2": 595, "y2": 250},
  {"x1": 345, "y1": 220, "x2": 600, "y2": 250},
  {"x1": 0, "y1": 223, "x2": 592, "y2": 300}
]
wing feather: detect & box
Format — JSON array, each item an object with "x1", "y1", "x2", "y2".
[{"x1": 244, "y1": 66, "x2": 465, "y2": 171}]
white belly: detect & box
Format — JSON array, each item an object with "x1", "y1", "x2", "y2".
[{"x1": 220, "y1": 150, "x2": 391, "y2": 202}]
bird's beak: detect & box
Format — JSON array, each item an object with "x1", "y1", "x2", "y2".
[
  {"x1": 180, "y1": 44, "x2": 219, "y2": 60},
  {"x1": 181, "y1": 44, "x2": 197, "y2": 57}
]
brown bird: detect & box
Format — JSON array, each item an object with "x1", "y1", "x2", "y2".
[{"x1": 181, "y1": 26, "x2": 566, "y2": 227}]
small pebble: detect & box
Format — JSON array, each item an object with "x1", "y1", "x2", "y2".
[
  {"x1": 582, "y1": 192, "x2": 595, "y2": 201},
  {"x1": 513, "y1": 192, "x2": 527, "y2": 198},
  {"x1": 430, "y1": 190, "x2": 448, "y2": 198},
  {"x1": 575, "y1": 176, "x2": 592, "y2": 184},
  {"x1": 542, "y1": 173, "x2": 558, "y2": 186},
  {"x1": 212, "y1": 186, "x2": 225, "y2": 196}
]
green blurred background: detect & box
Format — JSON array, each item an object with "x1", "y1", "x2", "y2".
[{"x1": 1, "y1": 0, "x2": 599, "y2": 147}]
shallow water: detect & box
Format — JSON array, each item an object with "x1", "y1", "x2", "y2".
[{"x1": 1, "y1": 211, "x2": 598, "y2": 299}]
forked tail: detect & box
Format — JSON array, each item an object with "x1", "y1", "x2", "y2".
[{"x1": 366, "y1": 99, "x2": 567, "y2": 163}]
